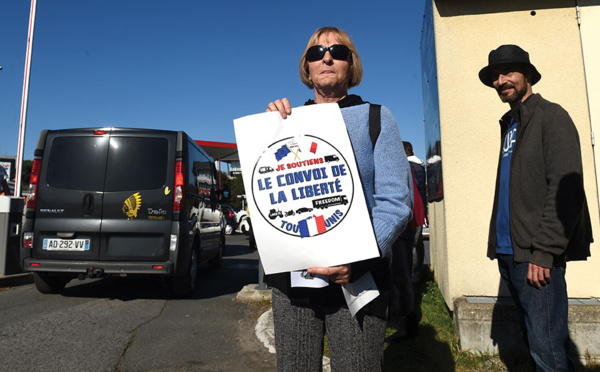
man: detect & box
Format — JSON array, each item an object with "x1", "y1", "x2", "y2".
[
  {"x1": 386, "y1": 142, "x2": 426, "y2": 343},
  {"x1": 0, "y1": 166, "x2": 11, "y2": 196},
  {"x1": 402, "y1": 141, "x2": 427, "y2": 284},
  {"x1": 480, "y1": 44, "x2": 593, "y2": 371}
]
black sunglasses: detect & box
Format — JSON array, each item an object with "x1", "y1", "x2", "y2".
[{"x1": 306, "y1": 44, "x2": 351, "y2": 62}]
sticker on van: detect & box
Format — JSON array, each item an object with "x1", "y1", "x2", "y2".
[{"x1": 123, "y1": 192, "x2": 142, "y2": 220}]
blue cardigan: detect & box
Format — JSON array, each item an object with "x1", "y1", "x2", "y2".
[{"x1": 341, "y1": 103, "x2": 413, "y2": 259}]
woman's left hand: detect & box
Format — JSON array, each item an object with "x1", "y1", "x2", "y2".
[
  {"x1": 307, "y1": 264, "x2": 351, "y2": 284},
  {"x1": 266, "y1": 98, "x2": 292, "y2": 119}
]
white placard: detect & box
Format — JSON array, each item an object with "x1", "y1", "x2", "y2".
[
  {"x1": 290, "y1": 270, "x2": 330, "y2": 288},
  {"x1": 341, "y1": 272, "x2": 380, "y2": 316},
  {"x1": 233, "y1": 104, "x2": 379, "y2": 274}
]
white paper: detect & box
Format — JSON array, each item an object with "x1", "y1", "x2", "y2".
[
  {"x1": 233, "y1": 104, "x2": 379, "y2": 274},
  {"x1": 341, "y1": 272, "x2": 380, "y2": 317},
  {"x1": 290, "y1": 270, "x2": 329, "y2": 288}
]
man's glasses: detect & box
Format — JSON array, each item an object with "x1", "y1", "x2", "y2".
[{"x1": 306, "y1": 44, "x2": 351, "y2": 62}]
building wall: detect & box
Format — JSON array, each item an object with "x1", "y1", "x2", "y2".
[
  {"x1": 579, "y1": 1, "x2": 600, "y2": 208},
  {"x1": 429, "y1": 0, "x2": 600, "y2": 309}
]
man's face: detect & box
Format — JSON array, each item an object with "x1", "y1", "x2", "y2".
[{"x1": 490, "y1": 64, "x2": 532, "y2": 104}]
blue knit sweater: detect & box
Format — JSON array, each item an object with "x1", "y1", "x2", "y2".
[{"x1": 340, "y1": 103, "x2": 413, "y2": 259}]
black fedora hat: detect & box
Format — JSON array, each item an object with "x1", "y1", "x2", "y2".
[{"x1": 479, "y1": 44, "x2": 541, "y2": 87}]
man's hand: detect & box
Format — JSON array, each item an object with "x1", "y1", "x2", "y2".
[
  {"x1": 527, "y1": 263, "x2": 551, "y2": 289},
  {"x1": 307, "y1": 264, "x2": 351, "y2": 284},
  {"x1": 266, "y1": 98, "x2": 292, "y2": 119}
]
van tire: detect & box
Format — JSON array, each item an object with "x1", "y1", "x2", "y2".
[
  {"x1": 34, "y1": 272, "x2": 68, "y2": 294},
  {"x1": 172, "y1": 247, "x2": 198, "y2": 298},
  {"x1": 208, "y1": 235, "x2": 224, "y2": 270}
]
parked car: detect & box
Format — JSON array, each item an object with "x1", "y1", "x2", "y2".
[
  {"x1": 235, "y1": 209, "x2": 251, "y2": 234},
  {"x1": 21, "y1": 128, "x2": 226, "y2": 297},
  {"x1": 222, "y1": 205, "x2": 237, "y2": 235}
]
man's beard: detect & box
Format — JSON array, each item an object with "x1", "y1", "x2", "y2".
[{"x1": 497, "y1": 85, "x2": 524, "y2": 103}]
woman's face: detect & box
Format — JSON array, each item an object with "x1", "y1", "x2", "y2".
[{"x1": 308, "y1": 33, "x2": 351, "y2": 96}]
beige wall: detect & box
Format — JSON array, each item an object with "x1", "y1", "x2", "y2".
[
  {"x1": 579, "y1": 1, "x2": 600, "y2": 210},
  {"x1": 429, "y1": 0, "x2": 600, "y2": 309}
]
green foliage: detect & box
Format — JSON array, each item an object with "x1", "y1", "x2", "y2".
[
  {"x1": 21, "y1": 160, "x2": 33, "y2": 188},
  {"x1": 227, "y1": 173, "x2": 246, "y2": 210},
  {"x1": 383, "y1": 270, "x2": 507, "y2": 372}
]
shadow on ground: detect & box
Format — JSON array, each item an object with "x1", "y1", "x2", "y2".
[
  {"x1": 58, "y1": 237, "x2": 259, "y2": 301},
  {"x1": 383, "y1": 267, "x2": 455, "y2": 372}
]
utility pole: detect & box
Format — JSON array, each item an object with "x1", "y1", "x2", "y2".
[{"x1": 15, "y1": 0, "x2": 38, "y2": 197}]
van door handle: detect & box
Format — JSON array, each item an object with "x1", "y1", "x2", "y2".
[{"x1": 83, "y1": 194, "x2": 94, "y2": 215}]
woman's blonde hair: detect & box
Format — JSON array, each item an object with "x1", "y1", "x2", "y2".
[{"x1": 299, "y1": 27, "x2": 363, "y2": 90}]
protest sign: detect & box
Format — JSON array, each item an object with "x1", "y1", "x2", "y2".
[{"x1": 233, "y1": 104, "x2": 379, "y2": 274}]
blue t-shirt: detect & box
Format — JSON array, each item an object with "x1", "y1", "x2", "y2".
[{"x1": 496, "y1": 118, "x2": 517, "y2": 254}]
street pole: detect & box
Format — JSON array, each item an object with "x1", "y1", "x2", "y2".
[{"x1": 15, "y1": 0, "x2": 38, "y2": 197}]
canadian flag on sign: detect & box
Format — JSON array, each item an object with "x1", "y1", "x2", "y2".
[{"x1": 298, "y1": 215, "x2": 326, "y2": 238}]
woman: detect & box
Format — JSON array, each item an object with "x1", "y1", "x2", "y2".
[{"x1": 266, "y1": 27, "x2": 412, "y2": 371}]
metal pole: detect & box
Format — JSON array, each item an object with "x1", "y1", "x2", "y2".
[
  {"x1": 257, "y1": 258, "x2": 267, "y2": 290},
  {"x1": 15, "y1": 0, "x2": 38, "y2": 197}
]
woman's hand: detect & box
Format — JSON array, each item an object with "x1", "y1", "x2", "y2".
[
  {"x1": 307, "y1": 264, "x2": 351, "y2": 284},
  {"x1": 266, "y1": 98, "x2": 292, "y2": 119}
]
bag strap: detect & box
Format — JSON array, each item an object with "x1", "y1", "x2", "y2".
[{"x1": 368, "y1": 104, "x2": 382, "y2": 151}]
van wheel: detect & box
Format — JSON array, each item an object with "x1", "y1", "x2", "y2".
[
  {"x1": 34, "y1": 272, "x2": 68, "y2": 294},
  {"x1": 172, "y1": 248, "x2": 198, "y2": 298},
  {"x1": 208, "y1": 235, "x2": 224, "y2": 270}
]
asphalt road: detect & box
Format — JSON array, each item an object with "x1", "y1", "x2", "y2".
[{"x1": 0, "y1": 234, "x2": 277, "y2": 372}]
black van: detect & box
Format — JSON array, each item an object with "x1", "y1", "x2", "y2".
[{"x1": 20, "y1": 128, "x2": 226, "y2": 297}]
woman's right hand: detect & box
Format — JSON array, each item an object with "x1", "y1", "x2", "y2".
[{"x1": 266, "y1": 98, "x2": 292, "y2": 119}]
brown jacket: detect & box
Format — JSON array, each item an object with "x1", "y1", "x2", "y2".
[{"x1": 487, "y1": 94, "x2": 593, "y2": 268}]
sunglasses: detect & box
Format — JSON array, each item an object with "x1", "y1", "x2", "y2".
[{"x1": 306, "y1": 44, "x2": 351, "y2": 62}]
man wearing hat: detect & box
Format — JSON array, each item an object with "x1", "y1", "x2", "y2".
[{"x1": 480, "y1": 45, "x2": 592, "y2": 371}]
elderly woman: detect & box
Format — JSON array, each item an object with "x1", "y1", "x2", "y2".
[{"x1": 266, "y1": 27, "x2": 412, "y2": 371}]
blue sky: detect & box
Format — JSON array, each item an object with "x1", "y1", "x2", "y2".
[{"x1": 0, "y1": 0, "x2": 427, "y2": 163}]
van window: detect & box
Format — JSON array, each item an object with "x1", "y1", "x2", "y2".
[
  {"x1": 188, "y1": 144, "x2": 213, "y2": 198},
  {"x1": 104, "y1": 137, "x2": 169, "y2": 192},
  {"x1": 46, "y1": 137, "x2": 108, "y2": 191}
]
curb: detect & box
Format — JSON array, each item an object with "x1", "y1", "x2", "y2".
[
  {"x1": 236, "y1": 284, "x2": 272, "y2": 302},
  {"x1": 255, "y1": 308, "x2": 276, "y2": 354},
  {"x1": 0, "y1": 273, "x2": 33, "y2": 288}
]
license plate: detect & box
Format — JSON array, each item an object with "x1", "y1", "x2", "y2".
[{"x1": 43, "y1": 238, "x2": 90, "y2": 251}]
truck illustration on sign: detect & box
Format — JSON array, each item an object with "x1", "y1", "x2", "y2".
[
  {"x1": 324, "y1": 155, "x2": 339, "y2": 163},
  {"x1": 312, "y1": 195, "x2": 349, "y2": 209}
]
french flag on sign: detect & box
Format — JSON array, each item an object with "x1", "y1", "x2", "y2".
[
  {"x1": 298, "y1": 215, "x2": 327, "y2": 238},
  {"x1": 310, "y1": 142, "x2": 318, "y2": 154}
]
